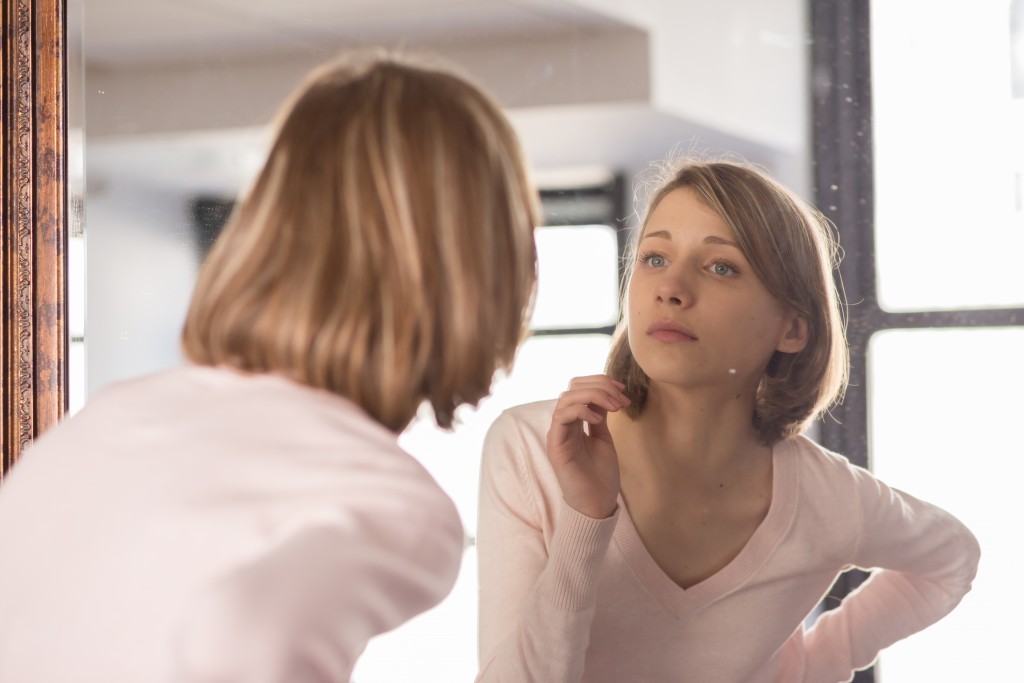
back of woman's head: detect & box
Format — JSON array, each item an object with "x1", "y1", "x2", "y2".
[
  {"x1": 182, "y1": 52, "x2": 539, "y2": 431},
  {"x1": 607, "y1": 158, "x2": 849, "y2": 443}
]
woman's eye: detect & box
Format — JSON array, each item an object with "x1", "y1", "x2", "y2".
[
  {"x1": 710, "y1": 261, "x2": 736, "y2": 276},
  {"x1": 641, "y1": 253, "x2": 667, "y2": 268}
]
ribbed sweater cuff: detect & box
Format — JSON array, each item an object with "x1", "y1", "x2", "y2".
[
  {"x1": 804, "y1": 620, "x2": 856, "y2": 683},
  {"x1": 539, "y1": 500, "x2": 618, "y2": 611}
]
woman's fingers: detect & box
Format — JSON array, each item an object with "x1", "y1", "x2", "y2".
[
  {"x1": 553, "y1": 386, "x2": 629, "y2": 417},
  {"x1": 585, "y1": 408, "x2": 613, "y2": 442},
  {"x1": 551, "y1": 402, "x2": 605, "y2": 430},
  {"x1": 565, "y1": 375, "x2": 626, "y2": 393},
  {"x1": 552, "y1": 398, "x2": 614, "y2": 424},
  {"x1": 548, "y1": 376, "x2": 630, "y2": 447},
  {"x1": 545, "y1": 376, "x2": 624, "y2": 519}
]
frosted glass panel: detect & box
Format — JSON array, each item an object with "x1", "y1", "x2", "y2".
[
  {"x1": 872, "y1": 1, "x2": 1024, "y2": 310},
  {"x1": 354, "y1": 333, "x2": 613, "y2": 683},
  {"x1": 869, "y1": 328, "x2": 1024, "y2": 681},
  {"x1": 530, "y1": 225, "x2": 619, "y2": 330}
]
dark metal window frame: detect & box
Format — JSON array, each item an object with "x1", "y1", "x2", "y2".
[
  {"x1": 532, "y1": 178, "x2": 628, "y2": 339},
  {"x1": 811, "y1": 1, "x2": 1023, "y2": 680}
]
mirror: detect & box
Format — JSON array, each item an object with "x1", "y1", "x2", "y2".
[
  {"x1": 9, "y1": 0, "x2": 1016, "y2": 680},
  {"x1": 68, "y1": 2, "x2": 809, "y2": 679}
]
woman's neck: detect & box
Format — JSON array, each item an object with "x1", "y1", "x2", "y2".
[{"x1": 609, "y1": 381, "x2": 769, "y2": 491}]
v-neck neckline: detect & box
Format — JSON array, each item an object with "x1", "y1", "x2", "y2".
[{"x1": 611, "y1": 439, "x2": 799, "y2": 618}]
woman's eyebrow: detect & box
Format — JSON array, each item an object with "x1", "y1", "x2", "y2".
[
  {"x1": 703, "y1": 235, "x2": 740, "y2": 248},
  {"x1": 640, "y1": 230, "x2": 740, "y2": 249},
  {"x1": 641, "y1": 229, "x2": 672, "y2": 241}
]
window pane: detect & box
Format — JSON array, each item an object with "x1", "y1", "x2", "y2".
[
  {"x1": 868, "y1": 328, "x2": 1024, "y2": 681},
  {"x1": 353, "y1": 334, "x2": 613, "y2": 682},
  {"x1": 530, "y1": 225, "x2": 619, "y2": 330},
  {"x1": 872, "y1": 1, "x2": 1024, "y2": 310}
]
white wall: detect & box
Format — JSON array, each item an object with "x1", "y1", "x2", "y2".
[
  {"x1": 568, "y1": 0, "x2": 809, "y2": 152},
  {"x1": 84, "y1": 179, "x2": 198, "y2": 395}
]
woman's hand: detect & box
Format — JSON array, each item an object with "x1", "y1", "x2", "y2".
[{"x1": 546, "y1": 375, "x2": 630, "y2": 519}]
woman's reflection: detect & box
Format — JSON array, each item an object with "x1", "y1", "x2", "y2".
[{"x1": 476, "y1": 159, "x2": 979, "y2": 682}]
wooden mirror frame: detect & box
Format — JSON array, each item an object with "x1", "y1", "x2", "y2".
[{"x1": 1, "y1": 0, "x2": 67, "y2": 477}]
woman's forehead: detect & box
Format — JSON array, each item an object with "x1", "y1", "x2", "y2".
[{"x1": 641, "y1": 187, "x2": 735, "y2": 242}]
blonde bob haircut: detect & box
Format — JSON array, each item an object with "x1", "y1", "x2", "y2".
[
  {"x1": 182, "y1": 52, "x2": 539, "y2": 432},
  {"x1": 606, "y1": 158, "x2": 849, "y2": 444}
]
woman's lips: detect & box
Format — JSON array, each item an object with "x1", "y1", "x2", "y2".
[{"x1": 646, "y1": 321, "x2": 697, "y2": 342}]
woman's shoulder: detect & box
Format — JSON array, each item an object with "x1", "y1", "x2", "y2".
[
  {"x1": 491, "y1": 398, "x2": 558, "y2": 433},
  {"x1": 782, "y1": 434, "x2": 874, "y2": 508},
  {"x1": 484, "y1": 398, "x2": 557, "y2": 456},
  {"x1": 785, "y1": 434, "x2": 865, "y2": 475},
  {"x1": 479, "y1": 399, "x2": 567, "y2": 530},
  {"x1": 481, "y1": 399, "x2": 560, "y2": 478},
  {"x1": 768, "y1": 435, "x2": 877, "y2": 559},
  {"x1": 79, "y1": 364, "x2": 431, "y2": 487}
]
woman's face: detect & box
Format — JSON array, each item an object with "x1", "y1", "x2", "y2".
[{"x1": 625, "y1": 187, "x2": 807, "y2": 394}]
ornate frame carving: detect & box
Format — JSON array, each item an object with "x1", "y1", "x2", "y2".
[{"x1": 2, "y1": 0, "x2": 67, "y2": 476}]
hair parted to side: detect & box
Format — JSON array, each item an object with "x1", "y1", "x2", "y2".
[
  {"x1": 182, "y1": 51, "x2": 539, "y2": 432},
  {"x1": 606, "y1": 157, "x2": 850, "y2": 444}
]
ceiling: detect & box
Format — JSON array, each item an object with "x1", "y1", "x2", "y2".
[
  {"x1": 78, "y1": 0, "x2": 806, "y2": 194},
  {"x1": 83, "y1": 0, "x2": 630, "y2": 68}
]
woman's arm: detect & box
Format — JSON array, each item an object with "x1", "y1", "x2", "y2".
[
  {"x1": 802, "y1": 465, "x2": 980, "y2": 682},
  {"x1": 475, "y1": 408, "x2": 618, "y2": 683}
]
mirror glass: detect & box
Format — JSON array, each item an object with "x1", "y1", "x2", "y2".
[{"x1": 72, "y1": 0, "x2": 811, "y2": 679}]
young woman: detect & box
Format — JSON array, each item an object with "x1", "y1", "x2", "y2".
[
  {"x1": 476, "y1": 159, "x2": 979, "y2": 682},
  {"x1": 0, "y1": 53, "x2": 538, "y2": 682}
]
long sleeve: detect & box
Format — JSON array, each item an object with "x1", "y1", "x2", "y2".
[
  {"x1": 173, "y1": 502, "x2": 463, "y2": 683},
  {"x1": 802, "y1": 464, "x2": 980, "y2": 683},
  {"x1": 476, "y1": 411, "x2": 617, "y2": 683}
]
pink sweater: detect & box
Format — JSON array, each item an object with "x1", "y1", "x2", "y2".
[
  {"x1": 477, "y1": 400, "x2": 980, "y2": 683},
  {"x1": 0, "y1": 365, "x2": 463, "y2": 683}
]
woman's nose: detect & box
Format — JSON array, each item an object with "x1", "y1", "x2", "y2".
[{"x1": 655, "y1": 269, "x2": 695, "y2": 307}]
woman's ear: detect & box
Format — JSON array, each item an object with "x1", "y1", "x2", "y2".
[{"x1": 776, "y1": 314, "x2": 809, "y2": 354}]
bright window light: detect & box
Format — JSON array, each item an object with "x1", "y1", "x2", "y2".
[
  {"x1": 530, "y1": 225, "x2": 620, "y2": 330},
  {"x1": 872, "y1": 0, "x2": 1024, "y2": 311},
  {"x1": 869, "y1": 328, "x2": 1023, "y2": 681}
]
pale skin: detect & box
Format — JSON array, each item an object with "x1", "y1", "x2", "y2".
[{"x1": 547, "y1": 187, "x2": 810, "y2": 589}]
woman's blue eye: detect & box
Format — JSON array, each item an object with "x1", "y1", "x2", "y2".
[
  {"x1": 711, "y1": 261, "x2": 736, "y2": 276},
  {"x1": 642, "y1": 253, "x2": 666, "y2": 267}
]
